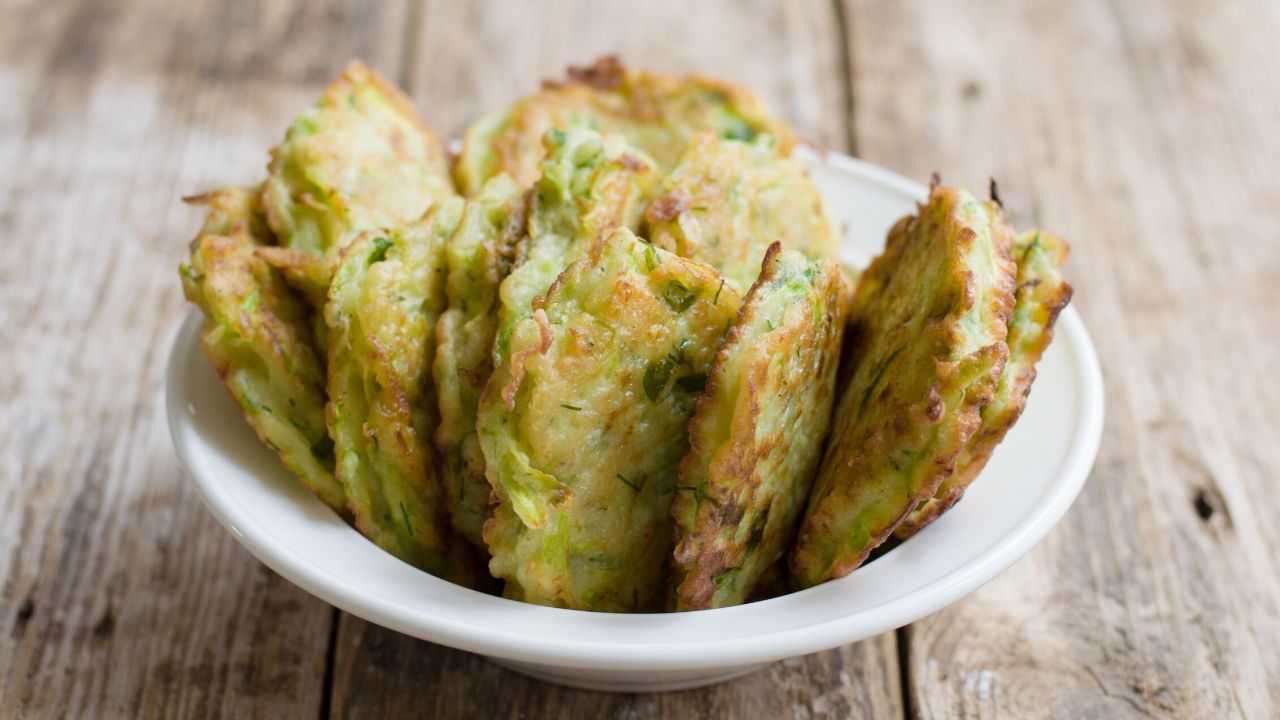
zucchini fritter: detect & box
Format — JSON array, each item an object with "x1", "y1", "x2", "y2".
[
  {"x1": 433, "y1": 174, "x2": 529, "y2": 547},
  {"x1": 789, "y1": 186, "x2": 1018, "y2": 588},
  {"x1": 326, "y1": 199, "x2": 483, "y2": 584},
  {"x1": 645, "y1": 131, "x2": 837, "y2": 290},
  {"x1": 259, "y1": 61, "x2": 456, "y2": 303},
  {"x1": 478, "y1": 228, "x2": 744, "y2": 612},
  {"x1": 491, "y1": 126, "x2": 657, "y2": 366},
  {"x1": 179, "y1": 188, "x2": 345, "y2": 513},
  {"x1": 894, "y1": 229, "x2": 1072, "y2": 539},
  {"x1": 456, "y1": 56, "x2": 794, "y2": 196},
  {"x1": 672, "y1": 245, "x2": 850, "y2": 610}
]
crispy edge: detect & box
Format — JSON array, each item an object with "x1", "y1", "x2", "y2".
[
  {"x1": 263, "y1": 60, "x2": 453, "y2": 257},
  {"x1": 672, "y1": 243, "x2": 850, "y2": 610},
  {"x1": 643, "y1": 131, "x2": 836, "y2": 289},
  {"x1": 490, "y1": 128, "x2": 658, "y2": 373},
  {"x1": 433, "y1": 177, "x2": 530, "y2": 547},
  {"x1": 788, "y1": 186, "x2": 1018, "y2": 587},
  {"x1": 893, "y1": 229, "x2": 1072, "y2": 539},
  {"x1": 478, "y1": 228, "x2": 743, "y2": 611},
  {"x1": 457, "y1": 56, "x2": 795, "y2": 194},
  {"x1": 258, "y1": 61, "x2": 456, "y2": 350},
  {"x1": 324, "y1": 207, "x2": 488, "y2": 587},
  {"x1": 180, "y1": 188, "x2": 346, "y2": 515}
]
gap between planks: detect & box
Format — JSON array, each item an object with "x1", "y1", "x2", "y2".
[{"x1": 831, "y1": 0, "x2": 859, "y2": 155}]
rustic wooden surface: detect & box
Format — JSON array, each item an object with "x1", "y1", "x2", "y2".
[{"x1": 1, "y1": 0, "x2": 1276, "y2": 717}]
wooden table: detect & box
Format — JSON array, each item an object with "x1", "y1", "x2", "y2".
[{"x1": 3, "y1": 0, "x2": 1277, "y2": 716}]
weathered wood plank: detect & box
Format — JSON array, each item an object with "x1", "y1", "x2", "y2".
[
  {"x1": 330, "y1": 617, "x2": 904, "y2": 719},
  {"x1": 0, "y1": 0, "x2": 409, "y2": 716},
  {"x1": 327, "y1": 1, "x2": 904, "y2": 717},
  {"x1": 15, "y1": 0, "x2": 1278, "y2": 715},
  {"x1": 843, "y1": 0, "x2": 1280, "y2": 716},
  {"x1": 409, "y1": 0, "x2": 851, "y2": 151}
]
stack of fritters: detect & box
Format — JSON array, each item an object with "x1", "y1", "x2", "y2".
[
  {"x1": 433, "y1": 176, "x2": 527, "y2": 548},
  {"x1": 181, "y1": 187, "x2": 343, "y2": 513},
  {"x1": 789, "y1": 184, "x2": 1071, "y2": 588},
  {"x1": 480, "y1": 229, "x2": 744, "y2": 611},
  {"x1": 455, "y1": 55, "x2": 795, "y2": 195},
  {"x1": 180, "y1": 58, "x2": 1070, "y2": 610},
  {"x1": 671, "y1": 245, "x2": 850, "y2": 610}
]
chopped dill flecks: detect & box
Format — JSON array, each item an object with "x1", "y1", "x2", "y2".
[
  {"x1": 643, "y1": 356, "x2": 675, "y2": 400},
  {"x1": 662, "y1": 280, "x2": 697, "y2": 313},
  {"x1": 616, "y1": 473, "x2": 643, "y2": 492},
  {"x1": 399, "y1": 502, "x2": 413, "y2": 535},
  {"x1": 367, "y1": 236, "x2": 393, "y2": 265}
]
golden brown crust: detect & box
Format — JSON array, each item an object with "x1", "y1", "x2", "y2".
[
  {"x1": 432, "y1": 175, "x2": 529, "y2": 547},
  {"x1": 643, "y1": 131, "x2": 836, "y2": 290},
  {"x1": 478, "y1": 228, "x2": 743, "y2": 612},
  {"x1": 645, "y1": 189, "x2": 693, "y2": 224},
  {"x1": 339, "y1": 61, "x2": 440, "y2": 143},
  {"x1": 789, "y1": 185, "x2": 1018, "y2": 588},
  {"x1": 501, "y1": 308, "x2": 552, "y2": 411},
  {"x1": 262, "y1": 59, "x2": 455, "y2": 263},
  {"x1": 563, "y1": 55, "x2": 627, "y2": 91},
  {"x1": 894, "y1": 230, "x2": 1072, "y2": 540},
  {"x1": 180, "y1": 187, "x2": 346, "y2": 514},
  {"x1": 324, "y1": 201, "x2": 491, "y2": 587},
  {"x1": 672, "y1": 243, "x2": 850, "y2": 609},
  {"x1": 457, "y1": 57, "x2": 796, "y2": 195}
]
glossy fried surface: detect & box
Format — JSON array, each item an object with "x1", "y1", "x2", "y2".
[
  {"x1": 894, "y1": 229, "x2": 1072, "y2": 540},
  {"x1": 456, "y1": 56, "x2": 794, "y2": 196},
  {"x1": 672, "y1": 246, "x2": 850, "y2": 610},
  {"x1": 478, "y1": 228, "x2": 743, "y2": 611},
  {"x1": 491, "y1": 126, "x2": 657, "y2": 369},
  {"x1": 176, "y1": 60, "x2": 1080, "y2": 610},
  {"x1": 433, "y1": 174, "x2": 528, "y2": 547},
  {"x1": 179, "y1": 188, "x2": 345, "y2": 513},
  {"x1": 645, "y1": 131, "x2": 837, "y2": 290},
  {"x1": 325, "y1": 199, "x2": 484, "y2": 585},
  {"x1": 789, "y1": 186, "x2": 1017, "y2": 588},
  {"x1": 259, "y1": 61, "x2": 456, "y2": 303}
]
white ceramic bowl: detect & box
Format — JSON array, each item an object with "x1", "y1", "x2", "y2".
[{"x1": 166, "y1": 151, "x2": 1104, "y2": 693}]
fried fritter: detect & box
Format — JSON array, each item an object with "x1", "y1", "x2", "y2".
[
  {"x1": 456, "y1": 56, "x2": 794, "y2": 196},
  {"x1": 179, "y1": 187, "x2": 345, "y2": 513},
  {"x1": 894, "y1": 229, "x2": 1072, "y2": 540},
  {"x1": 259, "y1": 61, "x2": 456, "y2": 305},
  {"x1": 645, "y1": 131, "x2": 837, "y2": 290},
  {"x1": 671, "y1": 245, "x2": 850, "y2": 610},
  {"x1": 491, "y1": 126, "x2": 657, "y2": 365},
  {"x1": 325, "y1": 198, "x2": 483, "y2": 585},
  {"x1": 478, "y1": 228, "x2": 743, "y2": 612},
  {"x1": 789, "y1": 185, "x2": 1018, "y2": 588},
  {"x1": 433, "y1": 174, "x2": 529, "y2": 547}
]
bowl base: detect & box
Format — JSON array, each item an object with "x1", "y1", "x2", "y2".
[{"x1": 486, "y1": 657, "x2": 769, "y2": 692}]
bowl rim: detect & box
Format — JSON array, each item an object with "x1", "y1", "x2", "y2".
[{"x1": 167, "y1": 152, "x2": 1104, "y2": 671}]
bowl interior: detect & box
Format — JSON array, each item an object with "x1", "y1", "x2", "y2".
[{"x1": 167, "y1": 151, "x2": 1103, "y2": 672}]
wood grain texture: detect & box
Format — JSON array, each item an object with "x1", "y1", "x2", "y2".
[
  {"x1": 5, "y1": 0, "x2": 1279, "y2": 717},
  {"x1": 409, "y1": 0, "x2": 851, "y2": 151},
  {"x1": 331, "y1": 618, "x2": 903, "y2": 719},
  {"x1": 0, "y1": 0, "x2": 408, "y2": 717},
  {"x1": 844, "y1": 0, "x2": 1280, "y2": 716}
]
